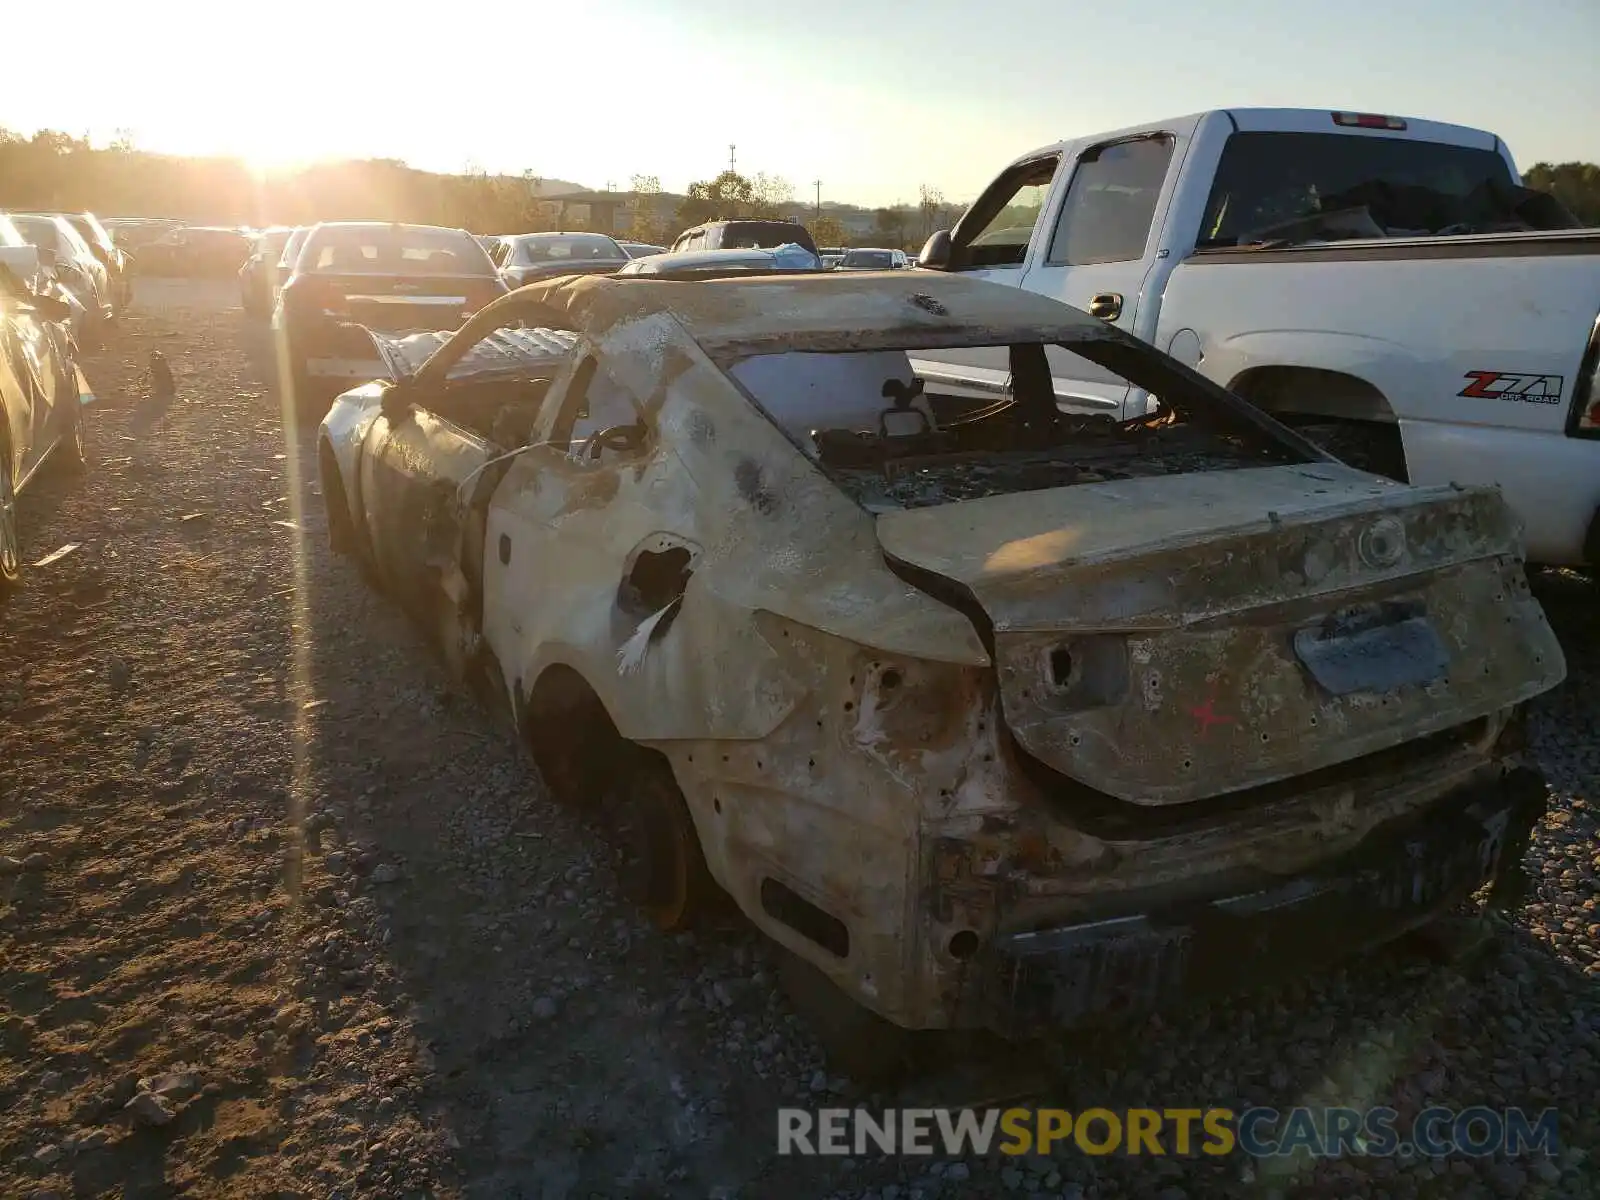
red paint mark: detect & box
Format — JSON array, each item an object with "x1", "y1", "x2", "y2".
[{"x1": 1189, "y1": 690, "x2": 1236, "y2": 738}]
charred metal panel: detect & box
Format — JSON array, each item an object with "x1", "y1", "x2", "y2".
[
  {"x1": 985, "y1": 766, "x2": 1546, "y2": 1034},
  {"x1": 878, "y1": 466, "x2": 1563, "y2": 804},
  {"x1": 989, "y1": 556, "x2": 1560, "y2": 804}
]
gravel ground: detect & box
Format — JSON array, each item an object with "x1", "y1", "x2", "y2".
[{"x1": 0, "y1": 280, "x2": 1596, "y2": 1199}]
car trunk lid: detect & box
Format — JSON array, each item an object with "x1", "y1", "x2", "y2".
[
  {"x1": 876, "y1": 463, "x2": 1565, "y2": 805},
  {"x1": 299, "y1": 272, "x2": 504, "y2": 331}
]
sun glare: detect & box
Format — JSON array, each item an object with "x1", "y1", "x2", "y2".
[{"x1": 235, "y1": 140, "x2": 318, "y2": 178}]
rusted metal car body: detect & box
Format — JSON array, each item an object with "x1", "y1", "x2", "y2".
[{"x1": 318, "y1": 271, "x2": 1564, "y2": 1036}]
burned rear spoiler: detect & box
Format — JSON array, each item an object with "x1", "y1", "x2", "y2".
[{"x1": 364, "y1": 325, "x2": 579, "y2": 385}]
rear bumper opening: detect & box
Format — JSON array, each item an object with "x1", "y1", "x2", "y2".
[{"x1": 981, "y1": 764, "x2": 1546, "y2": 1036}]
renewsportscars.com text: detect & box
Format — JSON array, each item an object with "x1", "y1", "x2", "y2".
[{"x1": 777, "y1": 1106, "x2": 1560, "y2": 1159}]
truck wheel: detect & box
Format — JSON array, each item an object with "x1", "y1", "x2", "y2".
[
  {"x1": 604, "y1": 748, "x2": 715, "y2": 931},
  {"x1": 778, "y1": 947, "x2": 914, "y2": 1082}
]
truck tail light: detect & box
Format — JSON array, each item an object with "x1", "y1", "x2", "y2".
[
  {"x1": 1573, "y1": 316, "x2": 1600, "y2": 437},
  {"x1": 1331, "y1": 112, "x2": 1408, "y2": 130}
]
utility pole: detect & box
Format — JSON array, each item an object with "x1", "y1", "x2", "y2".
[
  {"x1": 729, "y1": 144, "x2": 737, "y2": 174},
  {"x1": 813, "y1": 179, "x2": 821, "y2": 218}
]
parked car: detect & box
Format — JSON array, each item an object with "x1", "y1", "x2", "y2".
[
  {"x1": 917, "y1": 106, "x2": 1600, "y2": 567},
  {"x1": 34, "y1": 212, "x2": 133, "y2": 313},
  {"x1": 317, "y1": 269, "x2": 1563, "y2": 1071},
  {"x1": 9, "y1": 214, "x2": 112, "y2": 346},
  {"x1": 496, "y1": 233, "x2": 630, "y2": 289},
  {"x1": 614, "y1": 247, "x2": 824, "y2": 278},
  {"x1": 273, "y1": 221, "x2": 506, "y2": 405},
  {"x1": 0, "y1": 229, "x2": 93, "y2": 592},
  {"x1": 617, "y1": 241, "x2": 666, "y2": 259},
  {"x1": 135, "y1": 225, "x2": 253, "y2": 277},
  {"x1": 239, "y1": 226, "x2": 298, "y2": 318},
  {"x1": 838, "y1": 247, "x2": 909, "y2": 270},
  {"x1": 670, "y1": 219, "x2": 820, "y2": 259}
]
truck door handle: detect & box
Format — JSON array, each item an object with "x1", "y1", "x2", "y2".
[{"x1": 1087, "y1": 292, "x2": 1123, "y2": 321}]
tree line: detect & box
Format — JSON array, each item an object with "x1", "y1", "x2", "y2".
[
  {"x1": 0, "y1": 130, "x2": 953, "y2": 249},
  {"x1": 4, "y1": 128, "x2": 1597, "y2": 245}
]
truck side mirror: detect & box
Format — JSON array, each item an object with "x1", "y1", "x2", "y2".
[{"x1": 918, "y1": 229, "x2": 952, "y2": 270}]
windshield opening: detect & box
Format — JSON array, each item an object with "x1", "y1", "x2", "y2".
[
  {"x1": 721, "y1": 339, "x2": 1315, "y2": 511},
  {"x1": 1197, "y1": 132, "x2": 1565, "y2": 247}
]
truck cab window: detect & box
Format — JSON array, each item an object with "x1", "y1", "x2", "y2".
[
  {"x1": 1046, "y1": 136, "x2": 1175, "y2": 266},
  {"x1": 955, "y1": 157, "x2": 1058, "y2": 269}
]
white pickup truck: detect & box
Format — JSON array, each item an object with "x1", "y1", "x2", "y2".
[{"x1": 915, "y1": 108, "x2": 1600, "y2": 567}]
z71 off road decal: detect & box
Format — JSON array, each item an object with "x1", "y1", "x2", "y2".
[{"x1": 1459, "y1": 371, "x2": 1565, "y2": 404}]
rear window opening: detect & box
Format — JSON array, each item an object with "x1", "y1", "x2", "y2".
[{"x1": 723, "y1": 338, "x2": 1313, "y2": 511}]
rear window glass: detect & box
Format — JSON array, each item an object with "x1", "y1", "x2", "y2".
[
  {"x1": 301, "y1": 226, "x2": 493, "y2": 276},
  {"x1": 1199, "y1": 132, "x2": 1521, "y2": 246},
  {"x1": 515, "y1": 235, "x2": 626, "y2": 263},
  {"x1": 842, "y1": 250, "x2": 894, "y2": 268},
  {"x1": 718, "y1": 222, "x2": 818, "y2": 253}
]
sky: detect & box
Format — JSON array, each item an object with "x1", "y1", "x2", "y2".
[{"x1": 4, "y1": 0, "x2": 1597, "y2": 208}]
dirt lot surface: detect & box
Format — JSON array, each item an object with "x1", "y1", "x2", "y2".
[{"x1": 2, "y1": 280, "x2": 1598, "y2": 1200}]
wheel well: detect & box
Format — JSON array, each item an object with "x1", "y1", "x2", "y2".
[
  {"x1": 522, "y1": 664, "x2": 625, "y2": 806},
  {"x1": 1229, "y1": 366, "x2": 1397, "y2": 424},
  {"x1": 1231, "y1": 366, "x2": 1408, "y2": 482},
  {"x1": 318, "y1": 439, "x2": 354, "y2": 542}
]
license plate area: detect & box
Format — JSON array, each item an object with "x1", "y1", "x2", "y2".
[{"x1": 1292, "y1": 600, "x2": 1449, "y2": 696}]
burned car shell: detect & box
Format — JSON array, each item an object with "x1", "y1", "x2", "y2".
[{"x1": 319, "y1": 271, "x2": 1564, "y2": 1034}]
